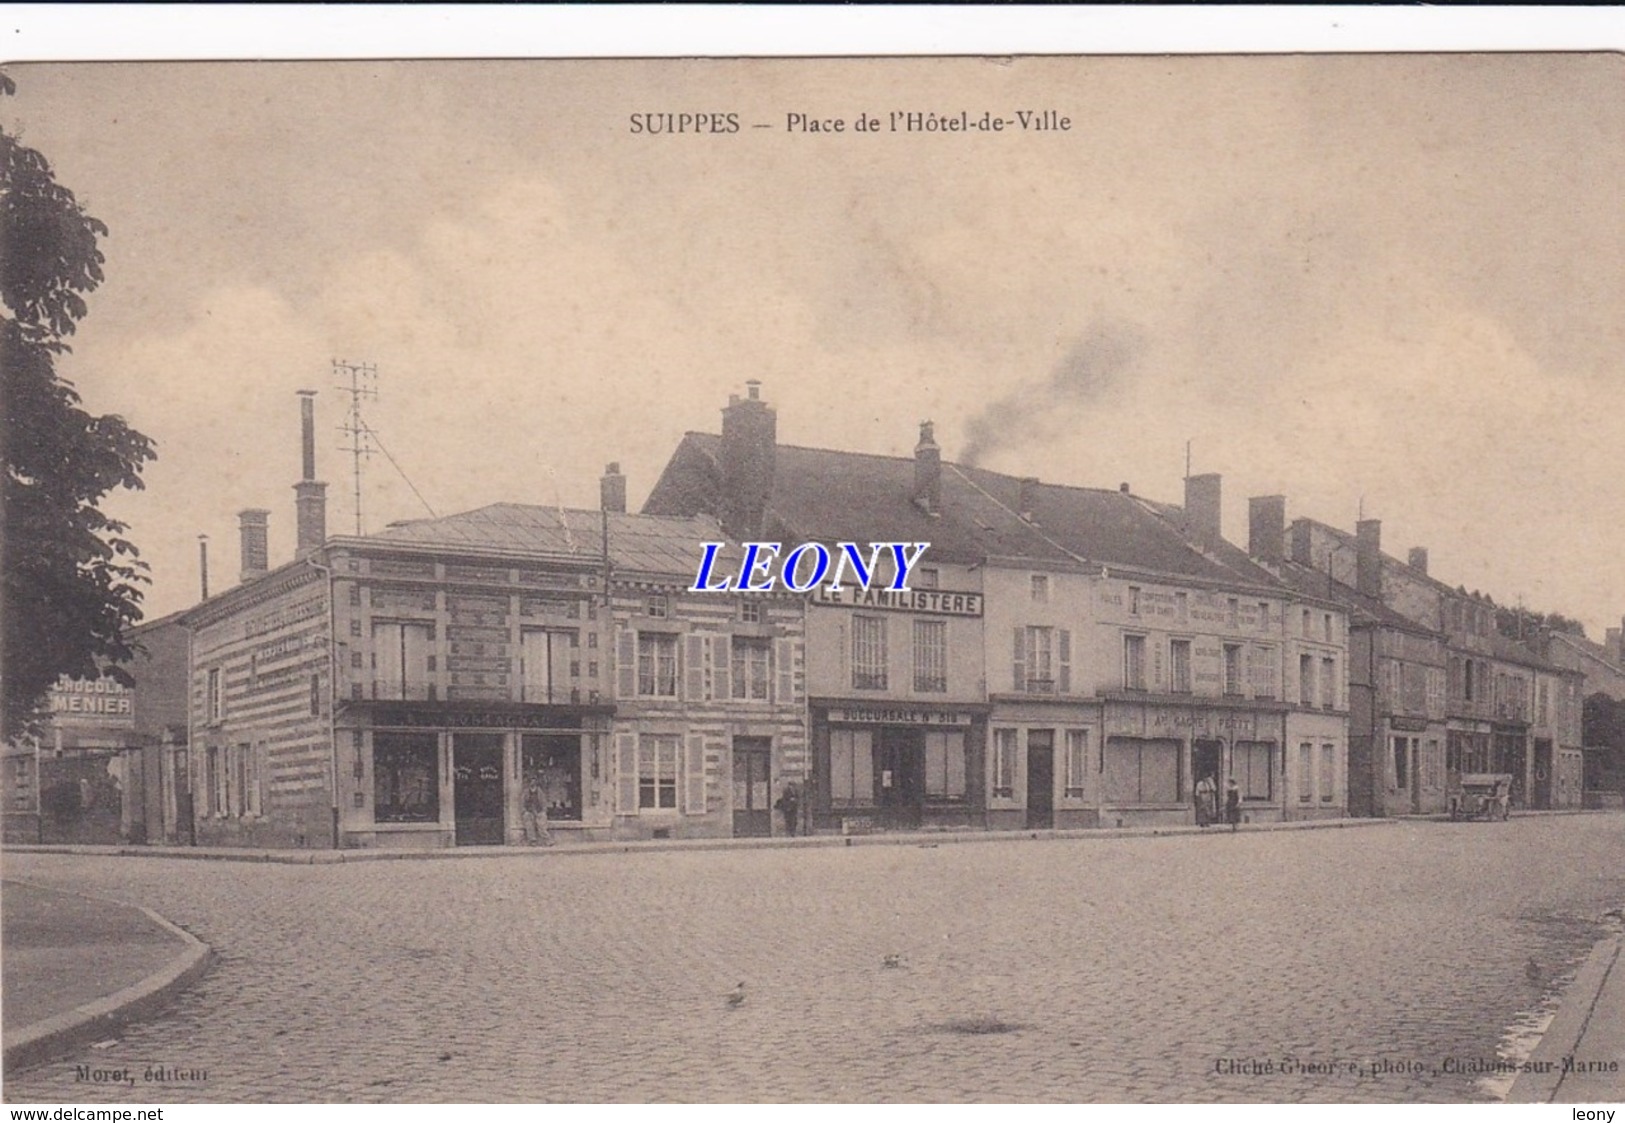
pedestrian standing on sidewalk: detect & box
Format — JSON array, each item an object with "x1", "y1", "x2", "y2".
[
  {"x1": 1224, "y1": 776, "x2": 1242, "y2": 832},
  {"x1": 774, "y1": 782, "x2": 800, "y2": 836},
  {"x1": 1195, "y1": 774, "x2": 1216, "y2": 828},
  {"x1": 522, "y1": 776, "x2": 553, "y2": 846}
]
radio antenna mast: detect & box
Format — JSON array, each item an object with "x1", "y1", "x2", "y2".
[{"x1": 334, "y1": 359, "x2": 378, "y2": 535}]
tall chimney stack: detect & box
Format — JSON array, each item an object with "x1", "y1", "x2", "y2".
[
  {"x1": 1184, "y1": 473, "x2": 1222, "y2": 543},
  {"x1": 1356, "y1": 518, "x2": 1382, "y2": 600},
  {"x1": 913, "y1": 421, "x2": 941, "y2": 515},
  {"x1": 239, "y1": 509, "x2": 270, "y2": 583},
  {"x1": 198, "y1": 534, "x2": 210, "y2": 600},
  {"x1": 1017, "y1": 476, "x2": 1039, "y2": 520},
  {"x1": 1290, "y1": 518, "x2": 1313, "y2": 567},
  {"x1": 600, "y1": 462, "x2": 627, "y2": 514},
  {"x1": 1248, "y1": 495, "x2": 1286, "y2": 564},
  {"x1": 1408, "y1": 546, "x2": 1429, "y2": 575},
  {"x1": 294, "y1": 391, "x2": 328, "y2": 559},
  {"x1": 719, "y1": 381, "x2": 776, "y2": 538}
]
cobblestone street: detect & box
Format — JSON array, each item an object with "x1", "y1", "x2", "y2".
[{"x1": 5, "y1": 815, "x2": 1624, "y2": 1103}]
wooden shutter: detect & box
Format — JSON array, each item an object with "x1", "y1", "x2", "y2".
[
  {"x1": 776, "y1": 638, "x2": 795, "y2": 703},
  {"x1": 616, "y1": 628, "x2": 636, "y2": 698},
  {"x1": 1058, "y1": 629, "x2": 1072, "y2": 694},
  {"x1": 684, "y1": 733, "x2": 707, "y2": 815},
  {"x1": 712, "y1": 634, "x2": 732, "y2": 701},
  {"x1": 616, "y1": 732, "x2": 638, "y2": 814},
  {"x1": 1013, "y1": 627, "x2": 1026, "y2": 692},
  {"x1": 685, "y1": 633, "x2": 707, "y2": 701}
]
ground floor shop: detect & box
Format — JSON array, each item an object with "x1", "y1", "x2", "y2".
[
  {"x1": 1377, "y1": 717, "x2": 1449, "y2": 817},
  {"x1": 809, "y1": 701, "x2": 988, "y2": 833}
]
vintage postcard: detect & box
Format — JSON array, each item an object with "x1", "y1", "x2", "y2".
[{"x1": 3, "y1": 13, "x2": 1623, "y2": 1110}]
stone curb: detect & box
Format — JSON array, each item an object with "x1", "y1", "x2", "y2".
[
  {"x1": 1505, "y1": 932, "x2": 1623, "y2": 1104},
  {"x1": 3, "y1": 815, "x2": 1394, "y2": 865},
  {"x1": 2, "y1": 893, "x2": 214, "y2": 1076}
]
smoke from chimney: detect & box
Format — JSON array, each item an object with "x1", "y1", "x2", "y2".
[{"x1": 960, "y1": 320, "x2": 1141, "y2": 467}]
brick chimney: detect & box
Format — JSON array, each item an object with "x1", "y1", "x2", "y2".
[
  {"x1": 1356, "y1": 518, "x2": 1382, "y2": 600},
  {"x1": 1184, "y1": 473, "x2": 1222, "y2": 543},
  {"x1": 1248, "y1": 495, "x2": 1286, "y2": 564},
  {"x1": 600, "y1": 462, "x2": 627, "y2": 514},
  {"x1": 1017, "y1": 476, "x2": 1039, "y2": 520},
  {"x1": 1290, "y1": 518, "x2": 1313, "y2": 567},
  {"x1": 719, "y1": 380, "x2": 776, "y2": 538},
  {"x1": 294, "y1": 391, "x2": 327, "y2": 559},
  {"x1": 1408, "y1": 546, "x2": 1429, "y2": 575},
  {"x1": 239, "y1": 509, "x2": 270, "y2": 583},
  {"x1": 913, "y1": 421, "x2": 941, "y2": 514}
]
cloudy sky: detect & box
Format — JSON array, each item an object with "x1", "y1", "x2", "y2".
[{"x1": 6, "y1": 49, "x2": 1623, "y2": 636}]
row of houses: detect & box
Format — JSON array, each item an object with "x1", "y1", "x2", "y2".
[{"x1": 4, "y1": 382, "x2": 1613, "y2": 847}]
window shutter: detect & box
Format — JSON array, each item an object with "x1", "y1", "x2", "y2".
[
  {"x1": 1013, "y1": 627, "x2": 1026, "y2": 692},
  {"x1": 684, "y1": 733, "x2": 707, "y2": 814},
  {"x1": 776, "y1": 638, "x2": 794, "y2": 703},
  {"x1": 616, "y1": 732, "x2": 638, "y2": 814},
  {"x1": 1058, "y1": 629, "x2": 1072, "y2": 694},
  {"x1": 617, "y1": 629, "x2": 636, "y2": 698},
  {"x1": 712, "y1": 634, "x2": 732, "y2": 701},
  {"x1": 685, "y1": 633, "x2": 707, "y2": 701}
]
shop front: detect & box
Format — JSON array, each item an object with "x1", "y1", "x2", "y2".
[
  {"x1": 341, "y1": 700, "x2": 615, "y2": 847},
  {"x1": 1101, "y1": 697, "x2": 1288, "y2": 828},
  {"x1": 810, "y1": 701, "x2": 987, "y2": 833}
]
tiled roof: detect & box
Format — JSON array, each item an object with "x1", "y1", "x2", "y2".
[
  {"x1": 660, "y1": 433, "x2": 1283, "y2": 589},
  {"x1": 371, "y1": 504, "x2": 728, "y2": 578},
  {"x1": 1268, "y1": 562, "x2": 1439, "y2": 635}
]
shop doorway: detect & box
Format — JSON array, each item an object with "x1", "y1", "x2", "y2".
[
  {"x1": 1532, "y1": 739, "x2": 1553, "y2": 810},
  {"x1": 1026, "y1": 730, "x2": 1054, "y2": 829},
  {"x1": 522, "y1": 734, "x2": 581, "y2": 822},
  {"x1": 877, "y1": 728, "x2": 924, "y2": 830},
  {"x1": 732, "y1": 738, "x2": 773, "y2": 837},
  {"x1": 453, "y1": 733, "x2": 505, "y2": 845}
]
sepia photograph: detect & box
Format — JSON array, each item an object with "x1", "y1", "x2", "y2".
[{"x1": 2, "y1": 9, "x2": 1623, "y2": 1108}]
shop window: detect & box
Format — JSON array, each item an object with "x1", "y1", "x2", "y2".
[
  {"x1": 1319, "y1": 743, "x2": 1336, "y2": 803},
  {"x1": 638, "y1": 735, "x2": 679, "y2": 810},
  {"x1": 852, "y1": 616, "x2": 887, "y2": 691},
  {"x1": 731, "y1": 636, "x2": 772, "y2": 701},
  {"x1": 923, "y1": 730, "x2": 967, "y2": 800},
  {"x1": 1235, "y1": 740, "x2": 1273, "y2": 800},
  {"x1": 1104, "y1": 737, "x2": 1180, "y2": 804},
  {"x1": 1170, "y1": 640, "x2": 1192, "y2": 694},
  {"x1": 637, "y1": 633, "x2": 679, "y2": 697},
  {"x1": 914, "y1": 620, "x2": 947, "y2": 693},
  {"x1": 1298, "y1": 743, "x2": 1314, "y2": 803},
  {"x1": 374, "y1": 732, "x2": 439, "y2": 823},
  {"x1": 992, "y1": 729, "x2": 1018, "y2": 798},
  {"x1": 1223, "y1": 645, "x2": 1243, "y2": 696},
  {"x1": 524, "y1": 734, "x2": 581, "y2": 821},
  {"x1": 1123, "y1": 634, "x2": 1147, "y2": 691},
  {"x1": 830, "y1": 729, "x2": 874, "y2": 807},
  {"x1": 1064, "y1": 730, "x2": 1089, "y2": 798}
]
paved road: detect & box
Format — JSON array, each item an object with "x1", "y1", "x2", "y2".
[{"x1": 4, "y1": 815, "x2": 1624, "y2": 1103}]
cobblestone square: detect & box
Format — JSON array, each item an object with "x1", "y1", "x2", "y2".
[{"x1": 4, "y1": 815, "x2": 1623, "y2": 1103}]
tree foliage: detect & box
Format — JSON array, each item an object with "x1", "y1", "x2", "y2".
[
  {"x1": 1494, "y1": 604, "x2": 1587, "y2": 642},
  {"x1": 2, "y1": 73, "x2": 156, "y2": 738}
]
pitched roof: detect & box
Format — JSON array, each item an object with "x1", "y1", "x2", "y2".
[
  {"x1": 371, "y1": 504, "x2": 728, "y2": 578},
  {"x1": 1268, "y1": 561, "x2": 1441, "y2": 636},
  {"x1": 649, "y1": 432, "x2": 1285, "y2": 590}
]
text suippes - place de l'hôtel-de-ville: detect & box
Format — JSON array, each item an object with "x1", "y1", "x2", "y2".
[{"x1": 626, "y1": 111, "x2": 1071, "y2": 135}]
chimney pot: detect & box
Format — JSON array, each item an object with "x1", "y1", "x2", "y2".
[
  {"x1": 1408, "y1": 546, "x2": 1429, "y2": 575},
  {"x1": 239, "y1": 509, "x2": 271, "y2": 583},
  {"x1": 198, "y1": 534, "x2": 210, "y2": 600},
  {"x1": 1184, "y1": 473, "x2": 1222, "y2": 543},
  {"x1": 1248, "y1": 495, "x2": 1286, "y2": 565},
  {"x1": 1119, "y1": 482, "x2": 1130, "y2": 493},
  {"x1": 746, "y1": 380, "x2": 761, "y2": 401}
]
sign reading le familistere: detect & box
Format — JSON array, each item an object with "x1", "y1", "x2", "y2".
[{"x1": 813, "y1": 587, "x2": 983, "y2": 617}]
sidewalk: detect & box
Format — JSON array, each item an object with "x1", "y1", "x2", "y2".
[
  {"x1": 1507, "y1": 930, "x2": 1625, "y2": 1104},
  {"x1": 3, "y1": 813, "x2": 1395, "y2": 864},
  {"x1": 2, "y1": 881, "x2": 212, "y2": 1074}
]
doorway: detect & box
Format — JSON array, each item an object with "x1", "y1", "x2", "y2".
[
  {"x1": 1026, "y1": 730, "x2": 1054, "y2": 829},
  {"x1": 1194, "y1": 739, "x2": 1222, "y2": 823},
  {"x1": 732, "y1": 738, "x2": 773, "y2": 837},
  {"x1": 877, "y1": 728, "x2": 923, "y2": 829},
  {"x1": 1532, "y1": 739, "x2": 1553, "y2": 810},
  {"x1": 453, "y1": 733, "x2": 505, "y2": 845}
]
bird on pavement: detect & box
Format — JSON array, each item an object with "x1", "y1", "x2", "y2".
[{"x1": 726, "y1": 982, "x2": 746, "y2": 1008}]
